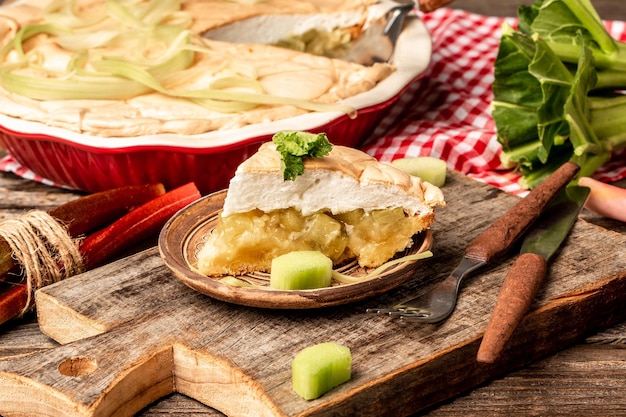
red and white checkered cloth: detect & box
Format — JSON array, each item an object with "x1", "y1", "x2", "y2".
[
  {"x1": 362, "y1": 8, "x2": 626, "y2": 195},
  {"x1": 1, "y1": 8, "x2": 625, "y2": 194}
]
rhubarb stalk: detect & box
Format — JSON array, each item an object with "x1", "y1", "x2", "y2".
[
  {"x1": 0, "y1": 183, "x2": 166, "y2": 279},
  {"x1": 80, "y1": 182, "x2": 201, "y2": 269},
  {"x1": 0, "y1": 284, "x2": 28, "y2": 323},
  {"x1": 49, "y1": 183, "x2": 166, "y2": 236},
  {"x1": 0, "y1": 182, "x2": 200, "y2": 324},
  {"x1": 578, "y1": 177, "x2": 626, "y2": 222}
]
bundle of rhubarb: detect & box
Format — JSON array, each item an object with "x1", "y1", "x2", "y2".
[
  {"x1": 492, "y1": 0, "x2": 626, "y2": 190},
  {"x1": 0, "y1": 182, "x2": 201, "y2": 325}
]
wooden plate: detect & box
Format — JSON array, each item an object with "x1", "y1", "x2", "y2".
[{"x1": 158, "y1": 190, "x2": 433, "y2": 309}]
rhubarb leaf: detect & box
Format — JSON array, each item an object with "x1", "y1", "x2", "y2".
[{"x1": 492, "y1": 0, "x2": 626, "y2": 189}]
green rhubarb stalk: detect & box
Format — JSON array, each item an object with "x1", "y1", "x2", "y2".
[
  {"x1": 270, "y1": 251, "x2": 333, "y2": 290},
  {"x1": 518, "y1": 0, "x2": 626, "y2": 70},
  {"x1": 292, "y1": 342, "x2": 352, "y2": 400},
  {"x1": 492, "y1": 0, "x2": 626, "y2": 189},
  {"x1": 332, "y1": 250, "x2": 433, "y2": 284}
]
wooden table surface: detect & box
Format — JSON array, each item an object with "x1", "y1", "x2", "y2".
[{"x1": 1, "y1": 0, "x2": 626, "y2": 416}]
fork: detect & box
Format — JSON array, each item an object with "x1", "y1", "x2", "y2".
[
  {"x1": 366, "y1": 161, "x2": 581, "y2": 323},
  {"x1": 368, "y1": 256, "x2": 485, "y2": 323}
]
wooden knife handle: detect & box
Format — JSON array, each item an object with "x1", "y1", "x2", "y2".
[
  {"x1": 465, "y1": 162, "x2": 579, "y2": 263},
  {"x1": 418, "y1": 0, "x2": 455, "y2": 12},
  {"x1": 476, "y1": 252, "x2": 548, "y2": 363}
]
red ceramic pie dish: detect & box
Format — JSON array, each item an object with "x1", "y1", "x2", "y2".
[{"x1": 0, "y1": 17, "x2": 431, "y2": 195}]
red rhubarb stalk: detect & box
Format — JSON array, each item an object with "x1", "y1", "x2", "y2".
[
  {"x1": 0, "y1": 284, "x2": 28, "y2": 324},
  {"x1": 578, "y1": 177, "x2": 626, "y2": 222},
  {"x1": 0, "y1": 182, "x2": 200, "y2": 324},
  {"x1": 80, "y1": 182, "x2": 201, "y2": 269},
  {"x1": 49, "y1": 183, "x2": 166, "y2": 236},
  {"x1": 0, "y1": 182, "x2": 190, "y2": 325},
  {"x1": 0, "y1": 183, "x2": 166, "y2": 279}
]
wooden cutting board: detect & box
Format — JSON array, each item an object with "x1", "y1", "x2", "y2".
[{"x1": 1, "y1": 171, "x2": 625, "y2": 417}]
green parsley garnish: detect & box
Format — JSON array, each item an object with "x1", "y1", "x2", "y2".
[{"x1": 272, "y1": 131, "x2": 333, "y2": 180}]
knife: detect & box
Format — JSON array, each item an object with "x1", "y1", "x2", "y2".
[
  {"x1": 368, "y1": 161, "x2": 580, "y2": 323},
  {"x1": 476, "y1": 184, "x2": 591, "y2": 363}
]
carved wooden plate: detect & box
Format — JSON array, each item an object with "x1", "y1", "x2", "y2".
[{"x1": 159, "y1": 190, "x2": 433, "y2": 309}]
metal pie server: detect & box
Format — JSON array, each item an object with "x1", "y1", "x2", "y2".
[
  {"x1": 202, "y1": 0, "x2": 416, "y2": 66},
  {"x1": 476, "y1": 184, "x2": 590, "y2": 363}
]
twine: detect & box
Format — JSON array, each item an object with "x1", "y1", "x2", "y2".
[{"x1": 0, "y1": 210, "x2": 84, "y2": 316}]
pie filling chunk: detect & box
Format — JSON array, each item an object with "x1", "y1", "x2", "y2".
[{"x1": 197, "y1": 206, "x2": 433, "y2": 276}]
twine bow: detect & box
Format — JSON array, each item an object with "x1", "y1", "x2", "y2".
[{"x1": 0, "y1": 210, "x2": 84, "y2": 316}]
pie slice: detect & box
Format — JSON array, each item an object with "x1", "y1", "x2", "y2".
[{"x1": 197, "y1": 139, "x2": 445, "y2": 276}]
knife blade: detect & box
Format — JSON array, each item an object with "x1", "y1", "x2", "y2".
[{"x1": 476, "y1": 184, "x2": 591, "y2": 363}]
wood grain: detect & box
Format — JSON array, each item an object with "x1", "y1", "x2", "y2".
[
  {"x1": 1, "y1": 1, "x2": 626, "y2": 415},
  {"x1": 0, "y1": 169, "x2": 624, "y2": 416},
  {"x1": 145, "y1": 0, "x2": 626, "y2": 414},
  {"x1": 426, "y1": 3, "x2": 626, "y2": 414},
  {"x1": 0, "y1": 171, "x2": 623, "y2": 416}
]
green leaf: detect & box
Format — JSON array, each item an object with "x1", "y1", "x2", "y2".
[
  {"x1": 272, "y1": 131, "x2": 333, "y2": 181},
  {"x1": 517, "y1": 3, "x2": 539, "y2": 35},
  {"x1": 562, "y1": 35, "x2": 606, "y2": 158},
  {"x1": 524, "y1": 0, "x2": 626, "y2": 69},
  {"x1": 528, "y1": 34, "x2": 576, "y2": 162},
  {"x1": 493, "y1": 1, "x2": 626, "y2": 190},
  {"x1": 492, "y1": 24, "x2": 543, "y2": 155},
  {"x1": 517, "y1": 143, "x2": 573, "y2": 189}
]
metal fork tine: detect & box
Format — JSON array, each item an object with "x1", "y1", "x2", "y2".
[
  {"x1": 367, "y1": 308, "x2": 398, "y2": 315},
  {"x1": 366, "y1": 257, "x2": 485, "y2": 323},
  {"x1": 400, "y1": 312, "x2": 444, "y2": 323}
]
